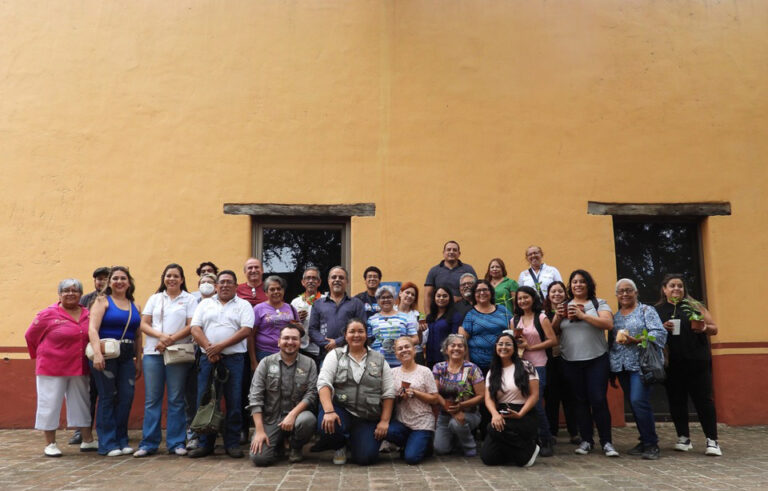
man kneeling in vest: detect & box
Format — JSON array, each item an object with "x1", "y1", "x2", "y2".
[{"x1": 247, "y1": 323, "x2": 318, "y2": 465}]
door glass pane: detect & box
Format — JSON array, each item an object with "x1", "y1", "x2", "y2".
[{"x1": 261, "y1": 227, "x2": 342, "y2": 302}]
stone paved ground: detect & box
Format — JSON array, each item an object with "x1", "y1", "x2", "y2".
[{"x1": 1, "y1": 424, "x2": 766, "y2": 490}]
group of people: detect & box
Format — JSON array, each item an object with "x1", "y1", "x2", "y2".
[{"x1": 25, "y1": 241, "x2": 722, "y2": 467}]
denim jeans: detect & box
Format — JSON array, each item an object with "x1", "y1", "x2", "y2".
[
  {"x1": 617, "y1": 370, "x2": 658, "y2": 446},
  {"x1": 138, "y1": 354, "x2": 192, "y2": 452},
  {"x1": 197, "y1": 353, "x2": 244, "y2": 450},
  {"x1": 90, "y1": 342, "x2": 136, "y2": 455},
  {"x1": 433, "y1": 411, "x2": 481, "y2": 455},
  {"x1": 316, "y1": 404, "x2": 380, "y2": 465},
  {"x1": 386, "y1": 420, "x2": 434, "y2": 465},
  {"x1": 533, "y1": 366, "x2": 551, "y2": 442},
  {"x1": 562, "y1": 353, "x2": 612, "y2": 446}
]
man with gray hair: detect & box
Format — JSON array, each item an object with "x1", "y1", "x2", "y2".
[
  {"x1": 453, "y1": 273, "x2": 477, "y2": 321},
  {"x1": 290, "y1": 266, "x2": 323, "y2": 364}
]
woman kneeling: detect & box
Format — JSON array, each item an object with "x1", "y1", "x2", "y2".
[{"x1": 481, "y1": 331, "x2": 540, "y2": 467}]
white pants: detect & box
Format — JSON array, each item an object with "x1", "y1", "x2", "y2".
[{"x1": 35, "y1": 375, "x2": 92, "y2": 431}]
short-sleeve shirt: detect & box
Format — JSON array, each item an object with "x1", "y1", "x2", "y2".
[
  {"x1": 191, "y1": 295, "x2": 255, "y2": 354},
  {"x1": 392, "y1": 365, "x2": 438, "y2": 431},
  {"x1": 486, "y1": 360, "x2": 539, "y2": 404},
  {"x1": 236, "y1": 283, "x2": 268, "y2": 307},
  {"x1": 142, "y1": 291, "x2": 197, "y2": 355},
  {"x1": 432, "y1": 361, "x2": 484, "y2": 412},
  {"x1": 425, "y1": 260, "x2": 477, "y2": 298},
  {"x1": 462, "y1": 306, "x2": 510, "y2": 370},
  {"x1": 559, "y1": 298, "x2": 612, "y2": 362},
  {"x1": 253, "y1": 302, "x2": 298, "y2": 354},
  {"x1": 517, "y1": 264, "x2": 562, "y2": 299},
  {"x1": 367, "y1": 312, "x2": 417, "y2": 367}
]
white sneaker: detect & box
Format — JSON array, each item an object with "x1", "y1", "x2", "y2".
[
  {"x1": 121, "y1": 447, "x2": 134, "y2": 455},
  {"x1": 574, "y1": 441, "x2": 593, "y2": 455},
  {"x1": 674, "y1": 436, "x2": 692, "y2": 452},
  {"x1": 106, "y1": 449, "x2": 123, "y2": 457},
  {"x1": 524, "y1": 444, "x2": 540, "y2": 467},
  {"x1": 603, "y1": 442, "x2": 619, "y2": 457},
  {"x1": 133, "y1": 449, "x2": 149, "y2": 458},
  {"x1": 44, "y1": 443, "x2": 62, "y2": 457},
  {"x1": 174, "y1": 447, "x2": 188, "y2": 456},
  {"x1": 705, "y1": 438, "x2": 722, "y2": 456},
  {"x1": 333, "y1": 448, "x2": 347, "y2": 465},
  {"x1": 79, "y1": 440, "x2": 98, "y2": 452}
]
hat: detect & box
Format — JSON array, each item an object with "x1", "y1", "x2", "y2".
[{"x1": 92, "y1": 267, "x2": 110, "y2": 278}]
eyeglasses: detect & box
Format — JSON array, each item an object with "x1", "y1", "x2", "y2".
[
  {"x1": 617, "y1": 288, "x2": 635, "y2": 295},
  {"x1": 475, "y1": 288, "x2": 491, "y2": 293}
]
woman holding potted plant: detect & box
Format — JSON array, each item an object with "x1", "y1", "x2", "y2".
[
  {"x1": 654, "y1": 274, "x2": 721, "y2": 456},
  {"x1": 432, "y1": 334, "x2": 486, "y2": 456},
  {"x1": 385, "y1": 337, "x2": 440, "y2": 464},
  {"x1": 609, "y1": 278, "x2": 667, "y2": 460}
]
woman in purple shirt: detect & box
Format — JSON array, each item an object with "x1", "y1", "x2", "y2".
[
  {"x1": 25, "y1": 279, "x2": 97, "y2": 457},
  {"x1": 249, "y1": 275, "x2": 299, "y2": 367}
]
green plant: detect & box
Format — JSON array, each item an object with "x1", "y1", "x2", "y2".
[
  {"x1": 455, "y1": 380, "x2": 474, "y2": 402},
  {"x1": 636, "y1": 328, "x2": 656, "y2": 349},
  {"x1": 680, "y1": 298, "x2": 704, "y2": 321}
]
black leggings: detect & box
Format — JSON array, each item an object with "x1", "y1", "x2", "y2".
[
  {"x1": 545, "y1": 356, "x2": 579, "y2": 437},
  {"x1": 562, "y1": 353, "x2": 612, "y2": 446},
  {"x1": 665, "y1": 358, "x2": 718, "y2": 440},
  {"x1": 480, "y1": 409, "x2": 538, "y2": 466}
]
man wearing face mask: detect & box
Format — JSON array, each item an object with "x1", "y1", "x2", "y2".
[
  {"x1": 307, "y1": 266, "x2": 365, "y2": 361},
  {"x1": 193, "y1": 262, "x2": 219, "y2": 301}
]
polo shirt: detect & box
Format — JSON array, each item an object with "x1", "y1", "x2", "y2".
[
  {"x1": 142, "y1": 290, "x2": 197, "y2": 355},
  {"x1": 236, "y1": 282, "x2": 268, "y2": 307},
  {"x1": 424, "y1": 260, "x2": 477, "y2": 298},
  {"x1": 191, "y1": 295, "x2": 255, "y2": 354}
]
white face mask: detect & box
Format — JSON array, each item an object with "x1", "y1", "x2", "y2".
[{"x1": 199, "y1": 283, "x2": 215, "y2": 296}]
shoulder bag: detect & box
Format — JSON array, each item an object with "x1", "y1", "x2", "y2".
[
  {"x1": 85, "y1": 299, "x2": 132, "y2": 361},
  {"x1": 158, "y1": 295, "x2": 196, "y2": 365}
]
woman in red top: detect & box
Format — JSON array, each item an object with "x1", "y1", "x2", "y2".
[{"x1": 25, "y1": 279, "x2": 97, "y2": 457}]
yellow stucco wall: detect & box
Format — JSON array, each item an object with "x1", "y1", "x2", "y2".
[{"x1": 2, "y1": 1, "x2": 766, "y2": 350}]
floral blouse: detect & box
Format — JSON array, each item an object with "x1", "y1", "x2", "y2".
[{"x1": 609, "y1": 303, "x2": 667, "y2": 372}]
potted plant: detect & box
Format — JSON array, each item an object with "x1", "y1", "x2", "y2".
[{"x1": 679, "y1": 298, "x2": 705, "y2": 331}]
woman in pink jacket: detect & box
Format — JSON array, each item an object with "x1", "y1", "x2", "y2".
[{"x1": 25, "y1": 279, "x2": 97, "y2": 457}]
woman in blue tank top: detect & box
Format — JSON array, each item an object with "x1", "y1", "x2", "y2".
[{"x1": 87, "y1": 266, "x2": 142, "y2": 457}]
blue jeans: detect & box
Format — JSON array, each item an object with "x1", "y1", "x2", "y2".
[
  {"x1": 386, "y1": 420, "x2": 433, "y2": 465},
  {"x1": 90, "y1": 342, "x2": 136, "y2": 455},
  {"x1": 138, "y1": 354, "x2": 192, "y2": 452},
  {"x1": 316, "y1": 404, "x2": 380, "y2": 465},
  {"x1": 617, "y1": 370, "x2": 658, "y2": 446},
  {"x1": 197, "y1": 353, "x2": 244, "y2": 450},
  {"x1": 534, "y1": 366, "x2": 551, "y2": 441}
]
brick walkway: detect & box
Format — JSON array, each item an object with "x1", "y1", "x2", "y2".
[{"x1": 2, "y1": 424, "x2": 766, "y2": 490}]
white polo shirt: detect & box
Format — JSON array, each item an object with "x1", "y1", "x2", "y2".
[
  {"x1": 517, "y1": 263, "x2": 563, "y2": 299},
  {"x1": 142, "y1": 290, "x2": 198, "y2": 355},
  {"x1": 191, "y1": 295, "x2": 255, "y2": 354}
]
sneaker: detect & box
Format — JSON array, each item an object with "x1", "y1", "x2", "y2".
[
  {"x1": 174, "y1": 447, "x2": 188, "y2": 456},
  {"x1": 539, "y1": 438, "x2": 554, "y2": 457},
  {"x1": 333, "y1": 448, "x2": 347, "y2": 465},
  {"x1": 133, "y1": 449, "x2": 150, "y2": 458},
  {"x1": 674, "y1": 436, "x2": 692, "y2": 452},
  {"x1": 121, "y1": 447, "x2": 134, "y2": 455},
  {"x1": 188, "y1": 446, "x2": 213, "y2": 459},
  {"x1": 464, "y1": 448, "x2": 477, "y2": 458},
  {"x1": 627, "y1": 442, "x2": 644, "y2": 456},
  {"x1": 79, "y1": 440, "x2": 98, "y2": 452},
  {"x1": 106, "y1": 449, "x2": 123, "y2": 457},
  {"x1": 524, "y1": 444, "x2": 540, "y2": 467},
  {"x1": 68, "y1": 430, "x2": 82, "y2": 445},
  {"x1": 603, "y1": 442, "x2": 619, "y2": 457},
  {"x1": 288, "y1": 447, "x2": 303, "y2": 463},
  {"x1": 186, "y1": 438, "x2": 199, "y2": 451},
  {"x1": 705, "y1": 438, "x2": 722, "y2": 456},
  {"x1": 574, "y1": 441, "x2": 593, "y2": 455},
  {"x1": 642, "y1": 445, "x2": 660, "y2": 460},
  {"x1": 44, "y1": 443, "x2": 62, "y2": 457},
  {"x1": 225, "y1": 446, "x2": 244, "y2": 458}
]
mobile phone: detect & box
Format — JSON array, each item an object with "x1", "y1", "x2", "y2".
[{"x1": 499, "y1": 409, "x2": 510, "y2": 415}]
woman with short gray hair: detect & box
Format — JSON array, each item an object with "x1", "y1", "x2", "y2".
[
  {"x1": 249, "y1": 275, "x2": 298, "y2": 367},
  {"x1": 367, "y1": 286, "x2": 419, "y2": 367},
  {"x1": 25, "y1": 279, "x2": 97, "y2": 457}
]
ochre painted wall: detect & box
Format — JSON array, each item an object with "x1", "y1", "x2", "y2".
[{"x1": 2, "y1": 1, "x2": 767, "y2": 426}]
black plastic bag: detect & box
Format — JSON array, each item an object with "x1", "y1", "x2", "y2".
[{"x1": 639, "y1": 343, "x2": 666, "y2": 386}]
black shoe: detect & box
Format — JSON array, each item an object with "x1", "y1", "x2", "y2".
[
  {"x1": 226, "y1": 446, "x2": 244, "y2": 459},
  {"x1": 569, "y1": 435, "x2": 582, "y2": 445},
  {"x1": 641, "y1": 445, "x2": 660, "y2": 460},
  {"x1": 628, "y1": 442, "x2": 645, "y2": 456},
  {"x1": 68, "y1": 430, "x2": 82, "y2": 445},
  {"x1": 188, "y1": 447, "x2": 213, "y2": 459},
  {"x1": 239, "y1": 431, "x2": 249, "y2": 445},
  {"x1": 539, "y1": 438, "x2": 554, "y2": 458}
]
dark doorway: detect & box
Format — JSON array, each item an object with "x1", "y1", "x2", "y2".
[{"x1": 612, "y1": 217, "x2": 705, "y2": 421}]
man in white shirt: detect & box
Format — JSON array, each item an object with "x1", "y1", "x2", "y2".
[
  {"x1": 189, "y1": 270, "x2": 255, "y2": 459},
  {"x1": 290, "y1": 266, "x2": 323, "y2": 364},
  {"x1": 517, "y1": 245, "x2": 563, "y2": 300}
]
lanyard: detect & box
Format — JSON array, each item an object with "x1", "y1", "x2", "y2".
[{"x1": 528, "y1": 267, "x2": 544, "y2": 296}]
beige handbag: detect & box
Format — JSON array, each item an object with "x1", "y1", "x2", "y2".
[
  {"x1": 86, "y1": 300, "x2": 132, "y2": 360},
  {"x1": 157, "y1": 294, "x2": 196, "y2": 365}
]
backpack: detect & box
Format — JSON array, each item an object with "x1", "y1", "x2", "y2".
[{"x1": 513, "y1": 312, "x2": 553, "y2": 360}]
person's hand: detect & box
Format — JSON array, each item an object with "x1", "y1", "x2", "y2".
[
  {"x1": 517, "y1": 338, "x2": 529, "y2": 350},
  {"x1": 374, "y1": 420, "x2": 389, "y2": 440},
  {"x1": 250, "y1": 430, "x2": 269, "y2": 455},
  {"x1": 278, "y1": 412, "x2": 297, "y2": 432},
  {"x1": 134, "y1": 358, "x2": 142, "y2": 380},
  {"x1": 505, "y1": 410, "x2": 522, "y2": 419},
  {"x1": 298, "y1": 310, "x2": 308, "y2": 322},
  {"x1": 205, "y1": 343, "x2": 223, "y2": 358},
  {"x1": 159, "y1": 334, "x2": 173, "y2": 346},
  {"x1": 418, "y1": 320, "x2": 428, "y2": 332},
  {"x1": 663, "y1": 321, "x2": 675, "y2": 332},
  {"x1": 571, "y1": 304, "x2": 586, "y2": 320},
  {"x1": 444, "y1": 400, "x2": 461, "y2": 414},
  {"x1": 556, "y1": 303, "x2": 567, "y2": 319},
  {"x1": 452, "y1": 410, "x2": 465, "y2": 425},
  {"x1": 491, "y1": 413, "x2": 505, "y2": 431},
  {"x1": 691, "y1": 322, "x2": 707, "y2": 334},
  {"x1": 324, "y1": 339, "x2": 337, "y2": 351},
  {"x1": 322, "y1": 411, "x2": 341, "y2": 434},
  {"x1": 92, "y1": 352, "x2": 105, "y2": 371},
  {"x1": 208, "y1": 353, "x2": 221, "y2": 363}
]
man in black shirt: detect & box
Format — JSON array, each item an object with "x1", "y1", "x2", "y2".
[{"x1": 354, "y1": 266, "x2": 382, "y2": 320}]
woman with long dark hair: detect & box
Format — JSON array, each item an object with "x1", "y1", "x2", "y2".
[
  {"x1": 480, "y1": 332, "x2": 540, "y2": 467},
  {"x1": 543, "y1": 281, "x2": 580, "y2": 444},
  {"x1": 512, "y1": 285, "x2": 556, "y2": 456},
  {"x1": 88, "y1": 266, "x2": 142, "y2": 457},
  {"x1": 134, "y1": 264, "x2": 198, "y2": 457},
  {"x1": 558, "y1": 269, "x2": 618, "y2": 457},
  {"x1": 655, "y1": 274, "x2": 721, "y2": 456},
  {"x1": 424, "y1": 286, "x2": 461, "y2": 368},
  {"x1": 459, "y1": 280, "x2": 511, "y2": 373}
]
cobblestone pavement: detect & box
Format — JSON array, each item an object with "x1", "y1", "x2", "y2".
[{"x1": 2, "y1": 424, "x2": 766, "y2": 490}]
